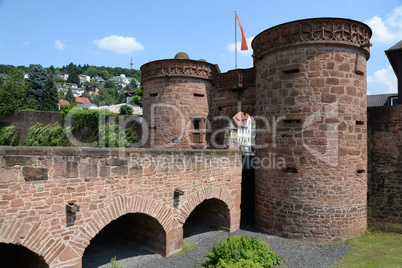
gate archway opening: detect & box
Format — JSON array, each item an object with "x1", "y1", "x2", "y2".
[
  {"x1": 0, "y1": 243, "x2": 48, "y2": 268},
  {"x1": 82, "y1": 213, "x2": 166, "y2": 267},
  {"x1": 224, "y1": 110, "x2": 256, "y2": 227},
  {"x1": 183, "y1": 198, "x2": 230, "y2": 238}
]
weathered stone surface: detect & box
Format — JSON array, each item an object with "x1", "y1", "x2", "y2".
[
  {"x1": 22, "y1": 167, "x2": 48, "y2": 181},
  {"x1": 1, "y1": 156, "x2": 36, "y2": 167}
]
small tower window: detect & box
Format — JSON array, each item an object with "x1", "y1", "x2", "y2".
[{"x1": 193, "y1": 119, "x2": 200, "y2": 130}]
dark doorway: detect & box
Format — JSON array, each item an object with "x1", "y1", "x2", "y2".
[
  {"x1": 0, "y1": 243, "x2": 48, "y2": 268},
  {"x1": 183, "y1": 198, "x2": 230, "y2": 238},
  {"x1": 82, "y1": 213, "x2": 166, "y2": 267},
  {"x1": 241, "y1": 155, "x2": 255, "y2": 228}
]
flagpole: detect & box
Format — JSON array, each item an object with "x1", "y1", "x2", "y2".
[{"x1": 235, "y1": 11, "x2": 238, "y2": 69}]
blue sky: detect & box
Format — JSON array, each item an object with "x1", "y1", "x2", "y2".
[{"x1": 0, "y1": 0, "x2": 401, "y2": 95}]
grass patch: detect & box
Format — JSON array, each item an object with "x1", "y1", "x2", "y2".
[
  {"x1": 174, "y1": 241, "x2": 196, "y2": 256},
  {"x1": 335, "y1": 231, "x2": 402, "y2": 268},
  {"x1": 109, "y1": 256, "x2": 121, "y2": 268}
]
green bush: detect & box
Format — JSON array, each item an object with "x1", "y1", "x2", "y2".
[
  {"x1": 202, "y1": 235, "x2": 285, "y2": 268},
  {"x1": 96, "y1": 124, "x2": 139, "y2": 148},
  {"x1": 120, "y1": 104, "x2": 133, "y2": 115},
  {"x1": 0, "y1": 126, "x2": 20, "y2": 146},
  {"x1": 25, "y1": 123, "x2": 71, "y2": 147},
  {"x1": 61, "y1": 107, "x2": 116, "y2": 128}
]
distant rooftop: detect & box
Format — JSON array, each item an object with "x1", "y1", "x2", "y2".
[{"x1": 367, "y1": 93, "x2": 398, "y2": 107}]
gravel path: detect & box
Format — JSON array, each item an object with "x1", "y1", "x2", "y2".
[{"x1": 83, "y1": 223, "x2": 351, "y2": 268}]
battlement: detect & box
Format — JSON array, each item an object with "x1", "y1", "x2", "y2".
[{"x1": 252, "y1": 17, "x2": 372, "y2": 60}]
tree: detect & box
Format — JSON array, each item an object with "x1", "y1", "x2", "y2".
[
  {"x1": 131, "y1": 86, "x2": 143, "y2": 106},
  {"x1": 0, "y1": 69, "x2": 36, "y2": 114},
  {"x1": 65, "y1": 88, "x2": 75, "y2": 103},
  {"x1": 120, "y1": 104, "x2": 133, "y2": 115},
  {"x1": 67, "y1": 71, "x2": 80, "y2": 85},
  {"x1": 48, "y1": 65, "x2": 55, "y2": 74},
  {"x1": 91, "y1": 88, "x2": 123, "y2": 106},
  {"x1": 85, "y1": 66, "x2": 99, "y2": 78},
  {"x1": 101, "y1": 70, "x2": 111, "y2": 80},
  {"x1": 27, "y1": 64, "x2": 47, "y2": 106},
  {"x1": 40, "y1": 73, "x2": 59, "y2": 111},
  {"x1": 104, "y1": 80, "x2": 116, "y2": 89}
]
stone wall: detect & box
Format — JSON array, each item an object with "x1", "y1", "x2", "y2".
[
  {"x1": 0, "y1": 147, "x2": 242, "y2": 268},
  {"x1": 368, "y1": 105, "x2": 402, "y2": 230},
  {"x1": 0, "y1": 111, "x2": 62, "y2": 144}
]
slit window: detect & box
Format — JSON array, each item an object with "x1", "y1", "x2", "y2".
[
  {"x1": 194, "y1": 93, "x2": 204, "y2": 97},
  {"x1": 282, "y1": 68, "x2": 300, "y2": 74},
  {"x1": 357, "y1": 169, "x2": 365, "y2": 174},
  {"x1": 283, "y1": 119, "x2": 302, "y2": 124},
  {"x1": 150, "y1": 93, "x2": 158, "y2": 97},
  {"x1": 356, "y1": 121, "x2": 364, "y2": 126},
  {"x1": 283, "y1": 167, "x2": 298, "y2": 174}
]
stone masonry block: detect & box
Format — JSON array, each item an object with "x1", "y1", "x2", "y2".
[
  {"x1": 22, "y1": 167, "x2": 48, "y2": 181},
  {"x1": 1, "y1": 156, "x2": 36, "y2": 167},
  {"x1": 54, "y1": 161, "x2": 79, "y2": 178}
]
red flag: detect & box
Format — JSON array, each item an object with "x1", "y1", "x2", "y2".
[{"x1": 235, "y1": 13, "x2": 248, "y2": 50}]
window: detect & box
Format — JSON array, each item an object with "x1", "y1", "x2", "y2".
[{"x1": 193, "y1": 119, "x2": 200, "y2": 130}]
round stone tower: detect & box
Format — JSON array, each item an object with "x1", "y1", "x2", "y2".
[
  {"x1": 252, "y1": 18, "x2": 371, "y2": 241},
  {"x1": 140, "y1": 53, "x2": 217, "y2": 148}
]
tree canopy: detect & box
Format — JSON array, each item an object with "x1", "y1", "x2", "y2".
[
  {"x1": 27, "y1": 64, "x2": 48, "y2": 106},
  {"x1": 0, "y1": 69, "x2": 36, "y2": 114},
  {"x1": 40, "y1": 73, "x2": 59, "y2": 111}
]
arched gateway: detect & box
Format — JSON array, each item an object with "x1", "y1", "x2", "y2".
[{"x1": 0, "y1": 17, "x2": 371, "y2": 268}]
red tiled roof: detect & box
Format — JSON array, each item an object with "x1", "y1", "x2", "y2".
[
  {"x1": 59, "y1": 99, "x2": 70, "y2": 106},
  {"x1": 75, "y1": 97, "x2": 91, "y2": 104}
]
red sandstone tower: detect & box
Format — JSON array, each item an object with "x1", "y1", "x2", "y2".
[
  {"x1": 252, "y1": 18, "x2": 371, "y2": 241},
  {"x1": 140, "y1": 18, "x2": 372, "y2": 242},
  {"x1": 141, "y1": 52, "x2": 217, "y2": 149}
]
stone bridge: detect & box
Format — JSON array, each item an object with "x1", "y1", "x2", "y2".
[{"x1": 0, "y1": 146, "x2": 241, "y2": 267}]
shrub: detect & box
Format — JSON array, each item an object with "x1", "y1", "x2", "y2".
[
  {"x1": 201, "y1": 235, "x2": 285, "y2": 268},
  {"x1": 96, "y1": 124, "x2": 139, "y2": 148},
  {"x1": 25, "y1": 123, "x2": 71, "y2": 147},
  {"x1": 120, "y1": 104, "x2": 133, "y2": 115},
  {"x1": 0, "y1": 126, "x2": 20, "y2": 146},
  {"x1": 62, "y1": 107, "x2": 116, "y2": 129}
]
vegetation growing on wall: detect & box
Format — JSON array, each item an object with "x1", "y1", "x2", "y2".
[
  {"x1": 0, "y1": 126, "x2": 20, "y2": 146},
  {"x1": 61, "y1": 107, "x2": 140, "y2": 147},
  {"x1": 25, "y1": 123, "x2": 71, "y2": 147}
]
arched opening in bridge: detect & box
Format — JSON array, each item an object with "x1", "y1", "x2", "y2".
[
  {"x1": 82, "y1": 213, "x2": 166, "y2": 267},
  {"x1": 183, "y1": 198, "x2": 230, "y2": 237},
  {"x1": 225, "y1": 111, "x2": 256, "y2": 227},
  {"x1": 0, "y1": 243, "x2": 48, "y2": 268}
]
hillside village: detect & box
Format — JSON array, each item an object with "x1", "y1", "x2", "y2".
[{"x1": 0, "y1": 63, "x2": 143, "y2": 116}]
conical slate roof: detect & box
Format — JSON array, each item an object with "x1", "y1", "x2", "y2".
[{"x1": 385, "y1": 40, "x2": 402, "y2": 75}]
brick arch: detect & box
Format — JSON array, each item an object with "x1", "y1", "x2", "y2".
[
  {"x1": 209, "y1": 105, "x2": 256, "y2": 148},
  {"x1": 176, "y1": 187, "x2": 237, "y2": 225},
  {"x1": 0, "y1": 217, "x2": 76, "y2": 266},
  {"x1": 72, "y1": 195, "x2": 175, "y2": 258},
  {"x1": 223, "y1": 105, "x2": 256, "y2": 119}
]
